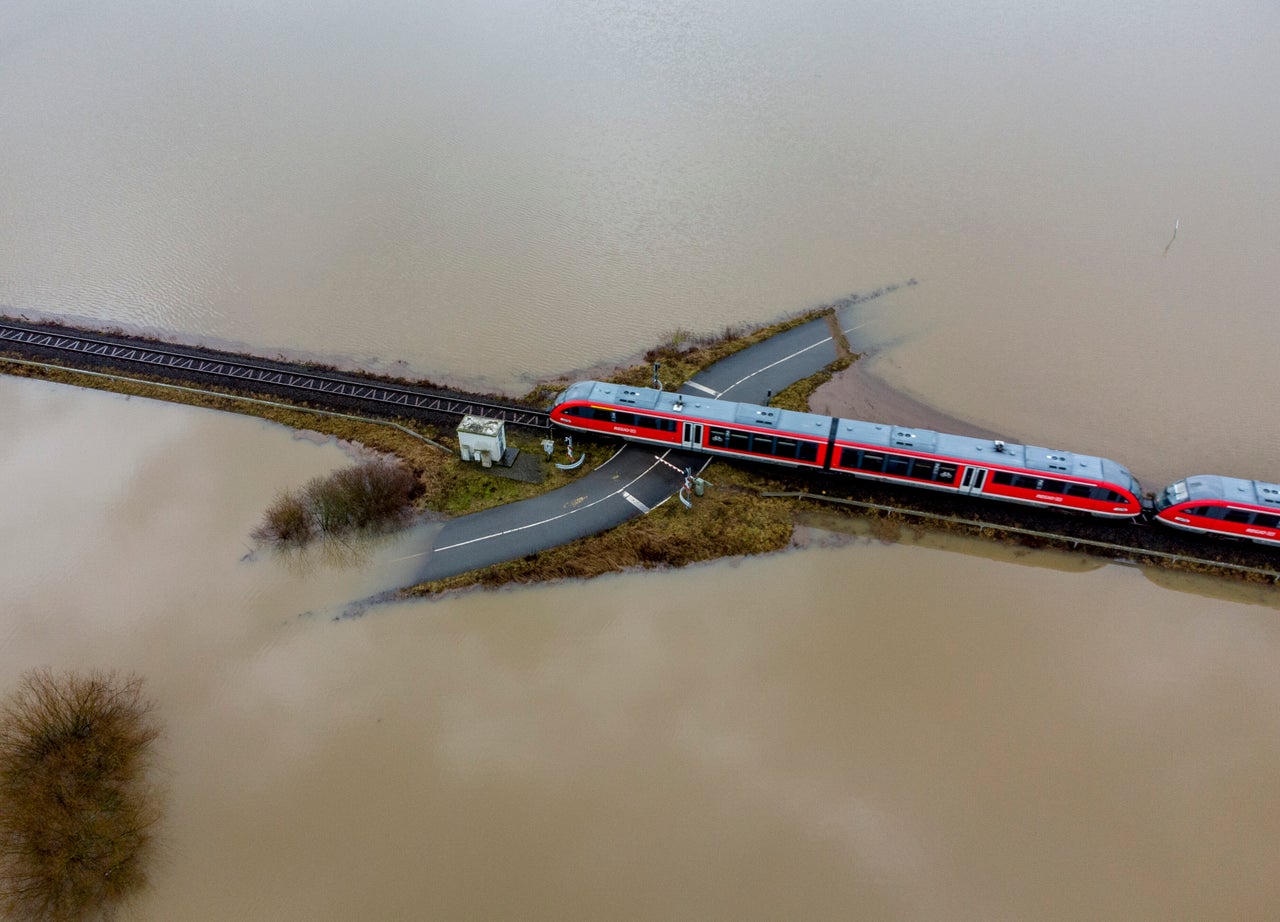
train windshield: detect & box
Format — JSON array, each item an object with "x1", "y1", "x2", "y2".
[{"x1": 1156, "y1": 481, "x2": 1188, "y2": 511}]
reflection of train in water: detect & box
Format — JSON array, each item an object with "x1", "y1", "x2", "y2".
[{"x1": 550, "y1": 380, "x2": 1280, "y2": 549}]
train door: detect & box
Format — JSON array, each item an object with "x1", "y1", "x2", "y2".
[
  {"x1": 681, "y1": 422, "x2": 703, "y2": 450},
  {"x1": 961, "y1": 466, "x2": 988, "y2": 495}
]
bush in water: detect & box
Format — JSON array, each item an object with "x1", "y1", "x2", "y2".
[
  {"x1": 0, "y1": 669, "x2": 162, "y2": 922},
  {"x1": 254, "y1": 458, "x2": 419, "y2": 546}
]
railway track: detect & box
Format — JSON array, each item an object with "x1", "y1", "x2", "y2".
[
  {"x1": 3, "y1": 318, "x2": 1276, "y2": 584},
  {"x1": 0, "y1": 319, "x2": 550, "y2": 430}
]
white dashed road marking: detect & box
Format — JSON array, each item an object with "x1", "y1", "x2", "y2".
[{"x1": 622, "y1": 491, "x2": 651, "y2": 514}]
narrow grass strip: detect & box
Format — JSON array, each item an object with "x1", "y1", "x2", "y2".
[{"x1": 0, "y1": 356, "x2": 452, "y2": 453}]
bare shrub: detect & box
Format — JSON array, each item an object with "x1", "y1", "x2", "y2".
[
  {"x1": 331, "y1": 459, "x2": 417, "y2": 528},
  {"x1": 0, "y1": 670, "x2": 161, "y2": 922},
  {"x1": 253, "y1": 491, "x2": 314, "y2": 545},
  {"x1": 255, "y1": 458, "x2": 419, "y2": 547}
]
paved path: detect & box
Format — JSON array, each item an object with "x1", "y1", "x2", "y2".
[
  {"x1": 405, "y1": 302, "x2": 878, "y2": 586},
  {"x1": 679, "y1": 316, "x2": 839, "y2": 403},
  {"x1": 411, "y1": 445, "x2": 700, "y2": 582}
]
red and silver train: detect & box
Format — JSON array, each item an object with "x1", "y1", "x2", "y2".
[
  {"x1": 550, "y1": 379, "x2": 1280, "y2": 548},
  {"x1": 1154, "y1": 475, "x2": 1280, "y2": 547}
]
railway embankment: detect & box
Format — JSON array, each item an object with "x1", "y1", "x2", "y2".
[
  {"x1": 0, "y1": 316, "x2": 548, "y2": 430},
  {"x1": 3, "y1": 297, "x2": 1277, "y2": 596}
]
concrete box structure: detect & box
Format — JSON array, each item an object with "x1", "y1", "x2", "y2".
[{"x1": 457, "y1": 415, "x2": 507, "y2": 467}]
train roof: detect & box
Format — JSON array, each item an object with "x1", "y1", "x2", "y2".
[
  {"x1": 833, "y1": 418, "x2": 1135, "y2": 485},
  {"x1": 1176, "y1": 474, "x2": 1280, "y2": 508},
  {"x1": 561, "y1": 379, "x2": 1140, "y2": 489},
  {"x1": 563, "y1": 380, "x2": 834, "y2": 438}
]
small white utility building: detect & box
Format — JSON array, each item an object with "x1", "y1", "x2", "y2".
[{"x1": 456, "y1": 415, "x2": 507, "y2": 468}]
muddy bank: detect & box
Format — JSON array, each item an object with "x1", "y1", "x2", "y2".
[{"x1": 808, "y1": 359, "x2": 1001, "y2": 440}]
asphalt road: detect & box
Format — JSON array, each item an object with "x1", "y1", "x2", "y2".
[
  {"x1": 411, "y1": 445, "x2": 701, "y2": 583},
  {"x1": 406, "y1": 309, "x2": 859, "y2": 585},
  {"x1": 677, "y1": 315, "x2": 840, "y2": 403}
]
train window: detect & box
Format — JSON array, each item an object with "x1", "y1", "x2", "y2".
[
  {"x1": 858, "y1": 452, "x2": 885, "y2": 473},
  {"x1": 1064, "y1": 483, "x2": 1091, "y2": 498},
  {"x1": 709, "y1": 428, "x2": 727, "y2": 446},
  {"x1": 774, "y1": 438, "x2": 797, "y2": 458},
  {"x1": 1253, "y1": 513, "x2": 1280, "y2": 529},
  {"x1": 613, "y1": 411, "x2": 635, "y2": 426},
  {"x1": 1040, "y1": 479, "x2": 1066, "y2": 494},
  {"x1": 1224, "y1": 509, "x2": 1254, "y2": 524},
  {"x1": 909, "y1": 458, "x2": 936, "y2": 480},
  {"x1": 797, "y1": 442, "x2": 818, "y2": 463},
  {"x1": 728, "y1": 430, "x2": 751, "y2": 451},
  {"x1": 839, "y1": 447, "x2": 860, "y2": 469},
  {"x1": 644, "y1": 415, "x2": 676, "y2": 431},
  {"x1": 884, "y1": 455, "x2": 911, "y2": 476},
  {"x1": 935, "y1": 463, "x2": 957, "y2": 483},
  {"x1": 991, "y1": 471, "x2": 1013, "y2": 487},
  {"x1": 752, "y1": 436, "x2": 776, "y2": 455},
  {"x1": 561, "y1": 406, "x2": 581, "y2": 417}
]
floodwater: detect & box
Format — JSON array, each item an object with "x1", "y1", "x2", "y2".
[{"x1": 2, "y1": 1, "x2": 1280, "y2": 918}]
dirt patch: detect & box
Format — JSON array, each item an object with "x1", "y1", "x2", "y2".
[{"x1": 808, "y1": 360, "x2": 1001, "y2": 439}]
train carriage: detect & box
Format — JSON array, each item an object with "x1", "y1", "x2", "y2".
[
  {"x1": 551, "y1": 380, "x2": 1144, "y2": 518},
  {"x1": 1153, "y1": 475, "x2": 1280, "y2": 547},
  {"x1": 550, "y1": 380, "x2": 838, "y2": 465},
  {"x1": 828, "y1": 420, "x2": 1142, "y2": 517}
]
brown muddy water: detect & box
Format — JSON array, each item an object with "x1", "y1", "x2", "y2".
[{"x1": 3, "y1": 0, "x2": 1280, "y2": 918}]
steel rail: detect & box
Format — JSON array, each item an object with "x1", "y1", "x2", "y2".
[{"x1": 0, "y1": 321, "x2": 550, "y2": 429}]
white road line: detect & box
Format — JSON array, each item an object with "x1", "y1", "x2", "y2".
[
  {"x1": 684, "y1": 380, "x2": 718, "y2": 395},
  {"x1": 838, "y1": 317, "x2": 876, "y2": 338},
  {"x1": 622, "y1": 491, "x2": 651, "y2": 513},
  {"x1": 594, "y1": 443, "x2": 629, "y2": 469},
  {"x1": 718, "y1": 335, "x2": 834, "y2": 398},
  {"x1": 429, "y1": 450, "x2": 677, "y2": 554}
]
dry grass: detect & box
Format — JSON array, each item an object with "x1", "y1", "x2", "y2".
[
  {"x1": 522, "y1": 307, "x2": 834, "y2": 404},
  {"x1": 767, "y1": 355, "x2": 854, "y2": 412},
  {"x1": 409, "y1": 462, "x2": 796, "y2": 595},
  {"x1": 0, "y1": 670, "x2": 161, "y2": 922}
]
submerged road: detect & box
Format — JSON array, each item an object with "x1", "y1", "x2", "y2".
[{"x1": 407, "y1": 295, "x2": 886, "y2": 585}]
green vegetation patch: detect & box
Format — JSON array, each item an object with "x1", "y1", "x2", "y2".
[{"x1": 767, "y1": 355, "x2": 854, "y2": 412}]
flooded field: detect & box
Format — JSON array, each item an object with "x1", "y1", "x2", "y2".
[{"x1": 2, "y1": 0, "x2": 1280, "y2": 917}]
